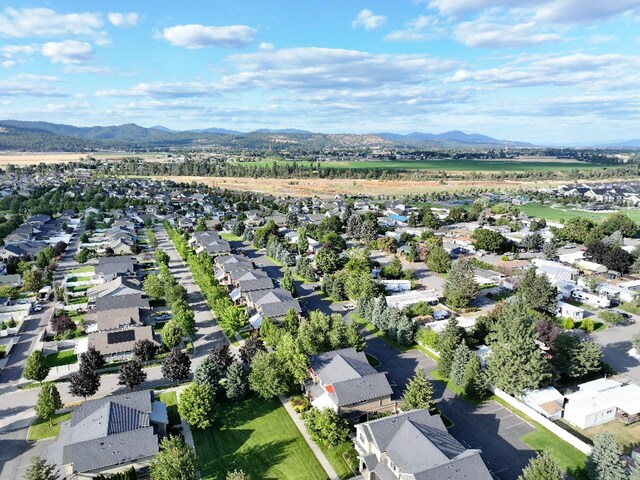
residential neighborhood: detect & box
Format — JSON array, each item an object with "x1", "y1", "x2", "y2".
[{"x1": 1, "y1": 171, "x2": 640, "y2": 480}]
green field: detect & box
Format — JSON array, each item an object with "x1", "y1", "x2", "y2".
[
  {"x1": 520, "y1": 203, "x2": 640, "y2": 223},
  {"x1": 235, "y1": 158, "x2": 603, "y2": 172},
  {"x1": 193, "y1": 396, "x2": 326, "y2": 480}
]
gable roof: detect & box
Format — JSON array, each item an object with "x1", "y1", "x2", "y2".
[
  {"x1": 88, "y1": 325, "x2": 155, "y2": 355},
  {"x1": 95, "y1": 292, "x2": 149, "y2": 313},
  {"x1": 96, "y1": 256, "x2": 137, "y2": 277}
]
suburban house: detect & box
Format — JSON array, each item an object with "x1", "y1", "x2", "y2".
[
  {"x1": 87, "y1": 325, "x2": 156, "y2": 360},
  {"x1": 87, "y1": 277, "x2": 142, "y2": 305},
  {"x1": 59, "y1": 390, "x2": 168, "y2": 479},
  {"x1": 564, "y1": 378, "x2": 640, "y2": 429},
  {"x1": 215, "y1": 254, "x2": 255, "y2": 283},
  {"x1": 96, "y1": 256, "x2": 138, "y2": 280},
  {"x1": 229, "y1": 269, "x2": 274, "y2": 300},
  {"x1": 245, "y1": 288, "x2": 301, "y2": 320},
  {"x1": 473, "y1": 268, "x2": 502, "y2": 286},
  {"x1": 190, "y1": 231, "x2": 231, "y2": 257},
  {"x1": 354, "y1": 409, "x2": 492, "y2": 480},
  {"x1": 307, "y1": 347, "x2": 394, "y2": 416}
]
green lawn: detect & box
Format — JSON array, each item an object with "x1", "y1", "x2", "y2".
[
  {"x1": 68, "y1": 311, "x2": 85, "y2": 324},
  {"x1": 67, "y1": 285, "x2": 89, "y2": 293},
  {"x1": 520, "y1": 203, "x2": 640, "y2": 224},
  {"x1": 70, "y1": 266, "x2": 94, "y2": 274},
  {"x1": 220, "y1": 233, "x2": 242, "y2": 241},
  {"x1": 316, "y1": 441, "x2": 358, "y2": 480},
  {"x1": 157, "y1": 391, "x2": 180, "y2": 426},
  {"x1": 68, "y1": 296, "x2": 88, "y2": 305},
  {"x1": 192, "y1": 396, "x2": 326, "y2": 480},
  {"x1": 27, "y1": 412, "x2": 71, "y2": 441},
  {"x1": 45, "y1": 350, "x2": 77, "y2": 368},
  {"x1": 620, "y1": 302, "x2": 640, "y2": 316}
]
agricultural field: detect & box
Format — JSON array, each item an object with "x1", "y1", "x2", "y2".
[
  {"x1": 520, "y1": 203, "x2": 640, "y2": 223},
  {"x1": 234, "y1": 157, "x2": 601, "y2": 172},
  {"x1": 0, "y1": 152, "x2": 164, "y2": 167}
]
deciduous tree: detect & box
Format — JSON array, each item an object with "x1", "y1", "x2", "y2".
[
  {"x1": 118, "y1": 359, "x2": 147, "y2": 391},
  {"x1": 248, "y1": 351, "x2": 290, "y2": 399},
  {"x1": 35, "y1": 383, "x2": 62, "y2": 425},
  {"x1": 24, "y1": 350, "x2": 50, "y2": 383},
  {"x1": 161, "y1": 348, "x2": 191, "y2": 384},
  {"x1": 178, "y1": 383, "x2": 216, "y2": 429},
  {"x1": 150, "y1": 435, "x2": 197, "y2": 480}
]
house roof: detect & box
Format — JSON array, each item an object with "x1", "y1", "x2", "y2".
[
  {"x1": 95, "y1": 292, "x2": 149, "y2": 313},
  {"x1": 96, "y1": 256, "x2": 137, "y2": 277},
  {"x1": 88, "y1": 325, "x2": 155, "y2": 355}
]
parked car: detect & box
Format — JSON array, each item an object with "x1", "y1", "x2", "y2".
[
  {"x1": 34, "y1": 303, "x2": 43, "y2": 312},
  {"x1": 433, "y1": 310, "x2": 450, "y2": 320},
  {"x1": 343, "y1": 304, "x2": 356, "y2": 312}
]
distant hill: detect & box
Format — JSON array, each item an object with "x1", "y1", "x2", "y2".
[
  {"x1": 376, "y1": 130, "x2": 535, "y2": 147},
  {"x1": 0, "y1": 119, "x2": 535, "y2": 151},
  {"x1": 598, "y1": 139, "x2": 640, "y2": 148}
]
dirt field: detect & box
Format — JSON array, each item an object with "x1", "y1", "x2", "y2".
[
  {"x1": 156, "y1": 175, "x2": 564, "y2": 198},
  {"x1": 0, "y1": 152, "x2": 162, "y2": 166}
]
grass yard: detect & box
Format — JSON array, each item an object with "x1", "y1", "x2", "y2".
[
  {"x1": 520, "y1": 203, "x2": 640, "y2": 224},
  {"x1": 559, "y1": 419, "x2": 640, "y2": 453},
  {"x1": 68, "y1": 311, "x2": 85, "y2": 324},
  {"x1": 45, "y1": 349, "x2": 77, "y2": 368},
  {"x1": 220, "y1": 233, "x2": 242, "y2": 241},
  {"x1": 70, "y1": 266, "x2": 94, "y2": 274},
  {"x1": 316, "y1": 441, "x2": 358, "y2": 480},
  {"x1": 68, "y1": 296, "x2": 88, "y2": 305},
  {"x1": 157, "y1": 391, "x2": 180, "y2": 426},
  {"x1": 620, "y1": 302, "x2": 640, "y2": 316},
  {"x1": 67, "y1": 285, "x2": 89, "y2": 293},
  {"x1": 27, "y1": 412, "x2": 71, "y2": 441},
  {"x1": 192, "y1": 396, "x2": 326, "y2": 480}
]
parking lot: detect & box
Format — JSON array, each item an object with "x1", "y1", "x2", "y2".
[{"x1": 591, "y1": 313, "x2": 640, "y2": 383}]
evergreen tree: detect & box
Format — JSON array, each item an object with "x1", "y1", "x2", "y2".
[
  {"x1": 426, "y1": 246, "x2": 451, "y2": 273},
  {"x1": 438, "y1": 317, "x2": 464, "y2": 378},
  {"x1": 282, "y1": 308, "x2": 300, "y2": 334},
  {"x1": 118, "y1": 359, "x2": 147, "y2": 391},
  {"x1": 224, "y1": 362, "x2": 249, "y2": 400},
  {"x1": 150, "y1": 435, "x2": 198, "y2": 480},
  {"x1": 552, "y1": 334, "x2": 602, "y2": 380},
  {"x1": 280, "y1": 267, "x2": 297, "y2": 297},
  {"x1": 192, "y1": 355, "x2": 221, "y2": 392},
  {"x1": 443, "y1": 258, "x2": 478, "y2": 308},
  {"x1": 486, "y1": 300, "x2": 551, "y2": 395},
  {"x1": 161, "y1": 348, "x2": 191, "y2": 384},
  {"x1": 401, "y1": 370, "x2": 437, "y2": 412},
  {"x1": 462, "y1": 354, "x2": 487, "y2": 399},
  {"x1": 543, "y1": 241, "x2": 558, "y2": 260},
  {"x1": 518, "y1": 268, "x2": 557, "y2": 313},
  {"x1": 346, "y1": 321, "x2": 367, "y2": 351},
  {"x1": 370, "y1": 296, "x2": 388, "y2": 331},
  {"x1": 586, "y1": 432, "x2": 627, "y2": 480},
  {"x1": 68, "y1": 363, "x2": 101, "y2": 399},
  {"x1": 450, "y1": 343, "x2": 473, "y2": 388},
  {"x1": 24, "y1": 350, "x2": 50, "y2": 383},
  {"x1": 35, "y1": 383, "x2": 62, "y2": 425},
  {"x1": 25, "y1": 456, "x2": 59, "y2": 480},
  {"x1": 517, "y1": 453, "x2": 563, "y2": 480}
]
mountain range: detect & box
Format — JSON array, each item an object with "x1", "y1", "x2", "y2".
[{"x1": 0, "y1": 119, "x2": 538, "y2": 151}]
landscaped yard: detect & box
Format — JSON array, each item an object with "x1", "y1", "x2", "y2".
[
  {"x1": 157, "y1": 391, "x2": 180, "y2": 426},
  {"x1": 316, "y1": 441, "x2": 358, "y2": 480},
  {"x1": 45, "y1": 349, "x2": 77, "y2": 368},
  {"x1": 27, "y1": 412, "x2": 71, "y2": 441},
  {"x1": 68, "y1": 296, "x2": 88, "y2": 305},
  {"x1": 70, "y1": 266, "x2": 94, "y2": 274},
  {"x1": 620, "y1": 302, "x2": 640, "y2": 316},
  {"x1": 560, "y1": 419, "x2": 640, "y2": 453},
  {"x1": 68, "y1": 311, "x2": 85, "y2": 324},
  {"x1": 220, "y1": 233, "x2": 242, "y2": 241},
  {"x1": 192, "y1": 396, "x2": 326, "y2": 480}
]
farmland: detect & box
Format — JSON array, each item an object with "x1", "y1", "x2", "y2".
[
  {"x1": 0, "y1": 152, "x2": 164, "y2": 167},
  {"x1": 233, "y1": 157, "x2": 600, "y2": 173}
]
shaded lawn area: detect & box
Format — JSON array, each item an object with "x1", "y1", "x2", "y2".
[
  {"x1": 157, "y1": 391, "x2": 180, "y2": 426},
  {"x1": 45, "y1": 350, "x2": 77, "y2": 368},
  {"x1": 27, "y1": 412, "x2": 71, "y2": 441},
  {"x1": 316, "y1": 441, "x2": 358, "y2": 480},
  {"x1": 193, "y1": 396, "x2": 326, "y2": 480}
]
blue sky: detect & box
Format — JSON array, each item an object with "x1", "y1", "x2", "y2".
[{"x1": 1, "y1": 1, "x2": 640, "y2": 144}]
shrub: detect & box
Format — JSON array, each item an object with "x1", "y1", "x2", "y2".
[
  {"x1": 290, "y1": 395, "x2": 310, "y2": 413},
  {"x1": 562, "y1": 317, "x2": 575, "y2": 330},
  {"x1": 416, "y1": 327, "x2": 439, "y2": 349},
  {"x1": 581, "y1": 317, "x2": 595, "y2": 332}
]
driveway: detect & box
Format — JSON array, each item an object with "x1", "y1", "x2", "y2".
[{"x1": 591, "y1": 315, "x2": 640, "y2": 383}]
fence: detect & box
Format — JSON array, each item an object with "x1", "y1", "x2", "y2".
[{"x1": 42, "y1": 338, "x2": 79, "y2": 356}]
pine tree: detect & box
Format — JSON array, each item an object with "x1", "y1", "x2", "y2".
[
  {"x1": 518, "y1": 268, "x2": 557, "y2": 313},
  {"x1": 35, "y1": 383, "x2": 62, "y2": 425},
  {"x1": 280, "y1": 267, "x2": 297, "y2": 297},
  {"x1": 25, "y1": 456, "x2": 59, "y2": 480},
  {"x1": 401, "y1": 370, "x2": 437, "y2": 412},
  {"x1": 118, "y1": 359, "x2": 147, "y2": 391},
  {"x1": 438, "y1": 317, "x2": 464, "y2": 378},
  {"x1": 443, "y1": 258, "x2": 478, "y2": 308},
  {"x1": 394, "y1": 313, "x2": 417, "y2": 346},
  {"x1": 193, "y1": 355, "x2": 221, "y2": 391},
  {"x1": 345, "y1": 321, "x2": 367, "y2": 351},
  {"x1": 24, "y1": 350, "x2": 50, "y2": 383},
  {"x1": 586, "y1": 432, "x2": 627, "y2": 480},
  {"x1": 486, "y1": 300, "x2": 551, "y2": 395},
  {"x1": 462, "y1": 354, "x2": 487, "y2": 399},
  {"x1": 517, "y1": 453, "x2": 563, "y2": 480},
  {"x1": 450, "y1": 343, "x2": 473, "y2": 388},
  {"x1": 370, "y1": 296, "x2": 388, "y2": 330},
  {"x1": 224, "y1": 362, "x2": 249, "y2": 401}
]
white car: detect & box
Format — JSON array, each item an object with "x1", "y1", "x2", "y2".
[
  {"x1": 34, "y1": 303, "x2": 43, "y2": 312},
  {"x1": 343, "y1": 304, "x2": 356, "y2": 312}
]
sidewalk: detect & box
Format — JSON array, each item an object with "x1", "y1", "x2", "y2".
[{"x1": 279, "y1": 395, "x2": 340, "y2": 480}]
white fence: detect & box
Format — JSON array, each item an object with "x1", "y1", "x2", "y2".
[
  {"x1": 417, "y1": 340, "x2": 593, "y2": 455},
  {"x1": 42, "y1": 339, "x2": 79, "y2": 356}
]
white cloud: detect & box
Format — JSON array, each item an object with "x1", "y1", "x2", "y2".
[
  {"x1": 0, "y1": 44, "x2": 36, "y2": 67},
  {"x1": 0, "y1": 7, "x2": 103, "y2": 38},
  {"x1": 588, "y1": 34, "x2": 618, "y2": 44},
  {"x1": 42, "y1": 40, "x2": 94, "y2": 64},
  {"x1": 454, "y1": 19, "x2": 562, "y2": 47},
  {"x1": 108, "y1": 12, "x2": 141, "y2": 28},
  {"x1": 385, "y1": 15, "x2": 443, "y2": 42},
  {"x1": 0, "y1": 73, "x2": 68, "y2": 97},
  {"x1": 259, "y1": 42, "x2": 275, "y2": 51},
  {"x1": 159, "y1": 24, "x2": 257, "y2": 49},
  {"x1": 535, "y1": 0, "x2": 640, "y2": 23},
  {"x1": 352, "y1": 9, "x2": 387, "y2": 30},
  {"x1": 96, "y1": 81, "x2": 220, "y2": 98}
]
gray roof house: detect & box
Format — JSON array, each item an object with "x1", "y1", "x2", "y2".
[
  {"x1": 307, "y1": 347, "x2": 394, "y2": 416},
  {"x1": 191, "y1": 231, "x2": 231, "y2": 256},
  {"x1": 230, "y1": 269, "x2": 274, "y2": 294},
  {"x1": 59, "y1": 390, "x2": 167, "y2": 478},
  {"x1": 354, "y1": 409, "x2": 492, "y2": 480},
  {"x1": 96, "y1": 256, "x2": 137, "y2": 279},
  {"x1": 88, "y1": 325, "x2": 156, "y2": 359},
  {"x1": 246, "y1": 288, "x2": 301, "y2": 319}
]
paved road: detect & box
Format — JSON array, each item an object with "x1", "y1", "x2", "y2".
[
  {"x1": 237, "y1": 239, "x2": 535, "y2": 480},
  {"x1": 591, "y1": 312, "x2": 640, "y2": 384}
]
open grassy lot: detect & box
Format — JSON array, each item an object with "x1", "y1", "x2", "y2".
[
  {"x1": 45, "y1": 349, "x2": 77, "y2": 368},
  {"x1": 192, "y1": 396, "x2": 326, "y2": 480},
  {"x1": 27, "y1": 412, "x2": 71, "y2": 441},
  {"x1": 235, "y1": 158, "x2": 599, "y2": 172},
  {"x1": 520, "y1": 203, "x2": 640, "y2": 223}
]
